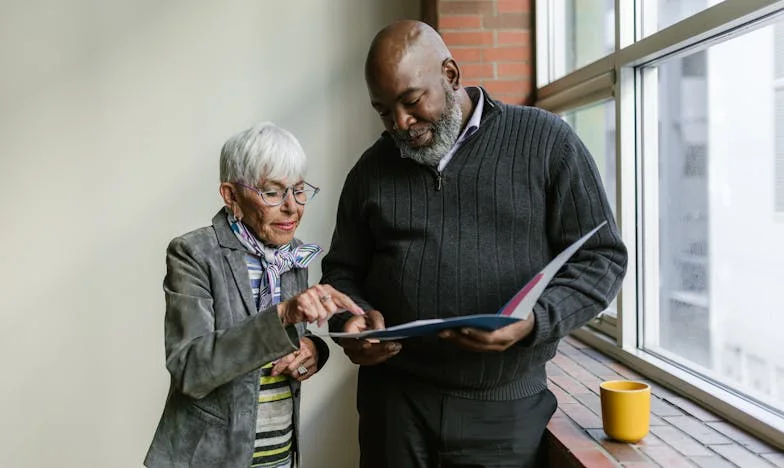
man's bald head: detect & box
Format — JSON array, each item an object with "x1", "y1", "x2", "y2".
[{"x1": 365, "y1": 20, "x2": 451, "y2": 85}]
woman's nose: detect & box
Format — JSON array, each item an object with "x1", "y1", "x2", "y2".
[{"x1": 280, "y1": 189, "x2": 297, "y2": 211}]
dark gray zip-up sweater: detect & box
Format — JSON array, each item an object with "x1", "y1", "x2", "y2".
[{"x1": 323, "y1": 90, "x2": 627, "y2": 400}]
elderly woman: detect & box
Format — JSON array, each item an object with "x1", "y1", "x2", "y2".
[{"x1": 144, "y1": 122, "x2": 363, "y2": 468}]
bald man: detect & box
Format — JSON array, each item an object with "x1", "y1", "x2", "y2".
[{"x1": 322, "y1": 20, "x2": 627, "y2": 467}]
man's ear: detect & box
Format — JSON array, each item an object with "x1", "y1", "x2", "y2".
[{"x1": 443, "y1": 58, "x2": 461, "y2": 89}]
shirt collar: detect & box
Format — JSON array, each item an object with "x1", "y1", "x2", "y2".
[{"x1": 457, "y1": 86, "x2": 484, "y2": 144}]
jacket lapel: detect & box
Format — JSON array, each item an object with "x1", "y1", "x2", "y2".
[
  {"x1": 213, "y1": 208, "x2": 256, "y2": 317},
  {"x1": 225, "y1": 250, "x2": 256, "y2": 317}
]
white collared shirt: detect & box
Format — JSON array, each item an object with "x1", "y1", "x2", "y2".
[{"x1": 438, "y1": 87, "x2": 484, "y2": 172}]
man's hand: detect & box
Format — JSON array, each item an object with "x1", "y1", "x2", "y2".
[
  {"x1": 338, "y1": 310, "x2": 401, "y2": 366},
  {"x1": 271, "y1": 337, "x2": 319, "y2": 381},
  {"x1": 438, "y1": 313, "x2": 536, "y2": 352}
]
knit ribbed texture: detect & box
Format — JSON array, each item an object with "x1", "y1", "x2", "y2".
[{"x1": 323, "y1": 90, "x2": 627, "y2": 400}]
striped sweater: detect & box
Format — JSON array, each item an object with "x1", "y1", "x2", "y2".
[
  {"x1": 322, "y1": 90, "x2": 628, "y2": 400},
  {"x1": 246, "y1": 254, "x2": 293, "y2": 468}
]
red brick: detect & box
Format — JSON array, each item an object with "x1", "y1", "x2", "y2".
[
  {"x1": 497, "y1": 30, "x2": 530, "y2": 45},
  {"x1": 707, "y1": 422, "x2": 779, "y2": 454},
  {"x1": 550, "y1": 374, "x2": 592, "y2": 395},
  {"x1": 547, "y1": 417, "x2": 598, "y2": 450},
  {"x1": 638, "y1": 444, "x2": 697, "y2": 468},
  {"x1": 460, "y1": 62, "x2": 494, "y2": 80},
  {"x1": 482, "y1": 13, "x2": 530, "y2": 29},
  {"x1": 549, "y1": 382, "x2": 577, "y2": 404},
  {"x1": 663, "y1": 396, "x2": 722, "y2": 422},
  {"x1": 607, "y1": 362, "x2": 643, "y2": 380},
  {"x1": 493, "y1": 92, "x2": 530, "y2": 105},
  {"x1": 484, "y1": 46, "x2": 528, "y2": 62},
  {"x1": 451, "y1": 47, "x2": 483, "y2": 63},
  {"x1": 546, "y1": 361, "x2": 565, "y2": 376},
  {"x1": 662, "y1": 416, "x2": 730, "y2": 445},
  {"x1": 650, "y1": 396, "x2": 685, "y2": 417},
  {"x1": 574, "y1": 393, "x2": 603, "y2": 416},
  {"x1": 564, "y1": 335, "x2": 590, "y2": 348},
  {"x1": 497, "y1": 62, "x2": 531, "y2": 78},
  {"x1": 689, "y1": 456, "x2": 737, "y2": 468},
  {"x1": 762, "y1": 453, "x2": 784, "y2": 467},
  {"x1": 439, "y1": 14, "x2": 482, "y2": 30},
  {"x1": 587, "y1": 429, "x2": 650, "y2": 463},
  {"x1": 571, "y1": 448, "x2": 619, "y2": 468},
  {"x1": 441, "y1": 31, "x2": 494, "y2": 46},
  {"x1": 632, "y1": 433, "x2": 665, "y2": 447},
  {"x1": 441, "y1": 1, "x2": 495, "y2": 15},
  {"x1": 711, "y1": 444, "x2": 773, "y2": 466},
  {"x1": 497, "y1": 0, "x2": 530, "y2": 13},
  {"x1": 649, "y1": 426, "x2": 711, "y2": 457},
  {"x1": 560, "y1": 403, "x2": 604, "y2": 429},
  {"x1": 552, "y1": 353, "x2": 604, "y2": 390}
]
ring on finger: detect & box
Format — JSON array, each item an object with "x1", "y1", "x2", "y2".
[
  {"x1": 318, "y1": 294, "x2": 332, "y2": 303},
  {"x1": 297, "y1": 365, "x2": 309, "y2": 376}
]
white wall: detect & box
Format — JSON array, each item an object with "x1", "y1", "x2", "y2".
[{"x1": 0, "y1": 1, "x2": 418, "y2": 466}]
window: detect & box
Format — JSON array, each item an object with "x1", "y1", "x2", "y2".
[
  {"x1": 775, "y1": 22, "x2": 784, "y2": 214},
  {"x1": 537, "y1": 0, "x2": 615, "y2": 86},
  {"x1": 562, "y1": 100, "x2": 618, "y2": 333},
  {"x1": 641, "y1": 24, "x2": 784, "y2": 414},
  {"x1": 641, "y1": 0, "x2": 728, "y2": 37},
  {"x1": 536, "y1": 0, "x2": 784, "y2": 446}
]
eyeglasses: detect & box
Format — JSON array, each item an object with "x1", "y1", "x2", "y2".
[{"x1": 234, "y1": 181, "x2": 320, "y2": 206}]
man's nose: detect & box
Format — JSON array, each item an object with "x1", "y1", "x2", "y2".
[{"x1": 392, "y1": 109, "x2": 414, "y2": 132}]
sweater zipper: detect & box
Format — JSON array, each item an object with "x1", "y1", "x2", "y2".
[{"x1": 431, "y1": 168, "x2": 443, "y2": 191}]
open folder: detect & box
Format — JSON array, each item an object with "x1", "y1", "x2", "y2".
[{"x1": 327, "y1": 221, "x2": 608, "y2": 341}]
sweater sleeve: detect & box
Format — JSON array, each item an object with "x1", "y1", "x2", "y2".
[
  {"x1": 525, "y1": 122, "x2": 628, "y2": 347},
  {"x1": 321, "y1": 165, "x2": 377, "y2": 333}
]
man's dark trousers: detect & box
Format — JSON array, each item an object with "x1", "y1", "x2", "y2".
[{"x1": 356, "y1": 365, "x2": 557, "y2": 468}]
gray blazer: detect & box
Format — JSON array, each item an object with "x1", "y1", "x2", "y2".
[{"x1": 145, "y1": 209, "x2": 328, "y2": 467}]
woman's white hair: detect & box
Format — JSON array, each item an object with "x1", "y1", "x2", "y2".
[{"x1": 219, "y1": 122, "x2": 307, "y2": 184}]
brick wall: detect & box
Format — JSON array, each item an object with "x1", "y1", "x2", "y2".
[{"x1": 426, "y1": 0, "x2": 534, "y2": 105}]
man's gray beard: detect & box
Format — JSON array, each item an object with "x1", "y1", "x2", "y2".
[{"x1": 392, "y1": 89, "x2": 463, "y2": 167}]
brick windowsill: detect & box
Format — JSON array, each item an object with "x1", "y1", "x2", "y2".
[{"x1": 545, "y1": 336, "x2": 784, "y2": 467}]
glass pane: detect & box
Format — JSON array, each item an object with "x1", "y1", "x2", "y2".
[
  {"x1": 563, "y1": 100, "x2": 618, "y2": 320},
  {"x1": 642, "y1": 18, "x2": 784, "y2": 413},
  {"x1": 542, "y1": 0, "x2": 615, "y2": 83},
  {"x1": 642, "y1": 0, "x2": 727, "y2": 37},
  {"x1": 563, "y1": 100, "x2": 617, "y2": 216}
]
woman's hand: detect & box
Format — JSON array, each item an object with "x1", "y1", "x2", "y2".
[
  {"x1": 277, "y1": 284, "x2": 364, "y2": 327},
  {"x1": 271, "y1": 337, "x2": 319, "y2": 382}
]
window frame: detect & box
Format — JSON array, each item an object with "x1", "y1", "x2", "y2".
[{"x1": 535, "y1": 0, "x2": 784, "y2": 448}]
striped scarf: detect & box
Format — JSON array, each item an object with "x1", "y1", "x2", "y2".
[{"x1": 227, "y1": 212, "x2": 322, "y2": 309}]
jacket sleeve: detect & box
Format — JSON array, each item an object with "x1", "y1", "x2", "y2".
[
  {"x1": 321, "y1": 166, "x2": 377, "y2": 334},
  {"x1": 525, "y1": 123, "x2": 628, "y2": 347},
  {"x1": 163, "y1": 238, "x2": 299, "y2": 399}
]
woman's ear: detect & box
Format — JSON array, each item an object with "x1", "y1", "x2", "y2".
[{"x1": 219, "y1": 183, "x2": 243, "y2": 219}]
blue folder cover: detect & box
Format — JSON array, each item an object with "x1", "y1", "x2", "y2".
[
  {"x1": 328, "y1": 315, "x2": 522, "y2": 341},
  {"x1": 327, "y1": 222, "x2": 607, "y2": 341}
]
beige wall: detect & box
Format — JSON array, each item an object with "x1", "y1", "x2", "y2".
[{"x1": 0, "y1": 1, "x2": 418, "y2": 466}]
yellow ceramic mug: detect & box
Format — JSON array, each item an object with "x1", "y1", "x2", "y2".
[{"x1": 599, "y1": 380, "x2": 651, "y2": 443}]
